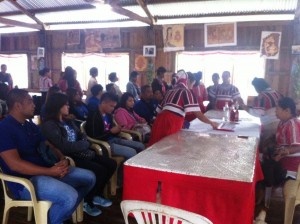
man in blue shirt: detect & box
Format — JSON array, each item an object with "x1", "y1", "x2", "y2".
[
  {"x1": 0, "y1": 89, "x2": 96, "y2": 224},
  {"x1": 134, "y1": 85, "x2": 158, "y2": 125},
  {"x1": 87, "y1": 84, "x2": 103, "y2": 113}
]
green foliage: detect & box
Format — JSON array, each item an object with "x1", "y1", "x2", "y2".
[
  {"x1": 146, "y1": 58, "x2": 154, "y2": 85},
  {"x1": 291, "y1": 57, "x2": 300, "y2": 99}
]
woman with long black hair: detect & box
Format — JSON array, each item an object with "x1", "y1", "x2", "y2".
[{"x1": 41, "y1": 93, "x2": 117, "y2": 217}]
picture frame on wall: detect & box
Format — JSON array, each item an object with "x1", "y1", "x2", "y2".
[
  {"x1": 260, "y1": 31, "x2": 281, "y2": 59},
  {"x1": 143, "y1": 45, "x2": 156, "y2": 57},
  {"x1": 37, "y1": 47, "x2": 45, "y2": 58},
  {"x1": 204, "y1": 22, "x2": 237, "y2": 47},
  {"x1": 292, "y1": 45, "x2": 300, "y2": 55}
]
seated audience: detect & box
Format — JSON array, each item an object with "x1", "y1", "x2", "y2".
[
  {"x1": 85, "y1": 93, "x2": 145, "y2": 159},
  {"x1": 42, "y1": 93, "x2": 116, "y2": 217},
  {"x1": 149, "y1": 70, "x2": 218, "y2": 146},
  {"x1": 151, "y1": 66, "x2": 169, "y2": 95},
  {"x1": 86, "y1": 67, "x2": 98, "y2": 102},
  {"x1": 261, "y1": 97, "x2": 300, "y2": 207},
  {"x1": 206, "y1": 73, "x2": 220, "y2": 111},
  {"x1": 134, "y1": 85, "x2": 158, "y2": 125},
  {"x1": 108, "y1": 72, "x2": 122, "y2": 98},
  {"x1": 115, "y1": 92, "x2": 147, "y2": 129},
  {"x1": 87, "y1": 84, "x2": 103, "y2": 113},
  {"x1": 126, "y1": 71, "x2": 141, "y2": 102},
  {"x1": 106, "y1": 83, "x2": 119, "y2": 103},
  {"x1": 153, "y1": 89, "x2": 163, "y2": 105},
  {"x1": 0, "y1": 89, "x2": 95, "y2": 224},
  {"x1": 66, "y1": 88, "x2": 89, "y2": 121},
  {"x1": 40, "y1": 85, "x2": 60, "y2": 122},
  {"x1": 115, "y1": 92, "x2": 150, "y2": 142}
]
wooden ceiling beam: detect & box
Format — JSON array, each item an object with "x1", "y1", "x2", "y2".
[
  {"x1": 136, "y1": 0, "x2": 156, "y2": 25},
  {"x1": 108, "y1": 0, "x2": 151, "y2": 25},
  {"x1": 7, "y1": 0, "x2": 47, "y2": 30},
  {"x1": 295, "y1": 0, "x2": 300, "y2": 18},
  {"x1": 0, "y1": 17, "x2": 42, "y2": 29}
]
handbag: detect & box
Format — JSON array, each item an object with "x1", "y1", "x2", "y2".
[
  {"x1": 133, "y1": 123, "x2": 151, "y2": 141},
  {"x1": 36, "y1": 142, "x2": 59, "y2": 166}
]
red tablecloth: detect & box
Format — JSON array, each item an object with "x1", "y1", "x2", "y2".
[
  {"x1": 123, "y1": 129, "x2": 264, "y2": 224},
  {"x1": 123, "y1": 160, "x2": 263, "y2": 224}
]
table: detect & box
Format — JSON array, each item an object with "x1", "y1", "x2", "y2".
[
  {"x1": 123, "y1": 110, "x2": 264, "y2": 224},
  {"x1": 187, "y1": 110, "x2": 261, "y2": 138}
]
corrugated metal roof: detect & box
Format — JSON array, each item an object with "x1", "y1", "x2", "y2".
[
  {"x1": 0, "y1": 0, "x2": 91, "y2": 14},
  {"x1": 149, "y1": 0, "x2": 298, "y2": 18},
  {"x1": 0, "y1": 0, "x2": 297, "y2": 33}
]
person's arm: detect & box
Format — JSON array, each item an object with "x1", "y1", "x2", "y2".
[
  {"x1": 193, "y1": 111, "x2": 218, "y2": 129},
  {"x1": 115, "y1": 109, "x2": 132, "y2": 129},
  {"x1": 41, "y1": 121, "x2": 89, "y2": 155},
  {"x1": 134, "y1": 111, "x2": 146, "y2": 123},
  {"x1": 8, "y1": 74, "x2": 13, "y2": 89},
  {"x1": 126, "y1": 82, "x2": 134, "y2": 95},
  {"x1": 0, "y1": 149, "x2": 68, "y2": 178}
]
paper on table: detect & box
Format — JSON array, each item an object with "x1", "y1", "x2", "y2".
[{"x1": 215, "y1": 122, "x2": 236, "y2": 132}]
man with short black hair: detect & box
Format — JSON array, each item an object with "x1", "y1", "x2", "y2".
[
  {"x1": 151, "y1": 66, "x2": 169, "y2": 95},
  {"x1": 0, "y1": 89, "x2": 96, "y2": 224},
  {"x1": 126, "y1": 71, "x2": 140, "y2": 102},
  {"x1": 87, "y1": 84, "x2": 103, "y2": 113},
  {"x1": 86, "y1": 92, "x2": 145, "y2": 159},
  {"x1": 134, "y1": 85, "x2": 158, "y2": 125}
]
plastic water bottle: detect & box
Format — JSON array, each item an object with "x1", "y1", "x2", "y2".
[{"x1": 223, "y1": 102, "x2": 229, "y2": 121}]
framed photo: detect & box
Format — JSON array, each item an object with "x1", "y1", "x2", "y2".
[
  {"x1": 292, "y1": 45, "x2": 300, "y2": 55},
  {"x1": 143, "y1": 45, "x2": 156, "y2": 57},
  {"x1": 37, "y1": 47, "x2": 45, "y2": 58},
  {"x1": 204, "y1": 23, "x2": 237, "y2": 47},
  {"x1": 260, "y1": 31, "x2": 281, "y2": 59}
]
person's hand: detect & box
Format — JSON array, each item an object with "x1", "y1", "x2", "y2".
[
  {"x1": 110, "y1": 125, "x2": 122, "y2": 134},
  {"x1": 139, "y1": 118, "x2": 147, "y2": 124},
  {"x1": 210, "y1": 121, "x2": 219, "y2": 129},
  {"x1": 55, "y1": 158, "x2": 70, "y2": 167},
  {"x1": 50, "y1": 161, "x2": 69, "y2": 178},
  {"x1": 271, "y1": 147, "x2": 289, "y2": 161}
]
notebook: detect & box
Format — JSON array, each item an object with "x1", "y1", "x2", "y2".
[{"x1": 214, "y1": 122, "x2": 236, "y2": 132}]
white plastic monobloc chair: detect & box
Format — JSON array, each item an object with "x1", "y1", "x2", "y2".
[
  {"x1": 0, "y1": 157, "x2": 82, "y2": 224},
  {"x1": 120, "y1": 200, "x2": 213, "y2": 224}
]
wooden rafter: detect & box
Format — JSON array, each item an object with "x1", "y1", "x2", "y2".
[
  {"x1": 108, "y1": 0, "x2": 152, "y2": 25},
  {"x1": 0, "y1": 16, "x2": 42, "y2": 29},
  {"x1": 295, "y1": 0, "x2": 300, "y2": 18},
  {"x1": 136, "y1": 0, "x2": 156, "y2": 25},
  {"x1": 7, "y1": 0, "x2": 46, "y2": 30}
]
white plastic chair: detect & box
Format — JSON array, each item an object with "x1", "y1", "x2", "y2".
[
  {"x1": 120, "y1": 200, "x2": 213, "y2": 224},
  {"x1": 80, "y1": 121, "x2": 125, "y2": 196},
  {"x1": 0, "y1": 171, "x2": 52, "y2": 224},
  {"x1": 0, "y1": 157, "x2": 82, "y2": 224},
  {"x1": 283, "y1": 164, "x2": 300, "y2": 224}
]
